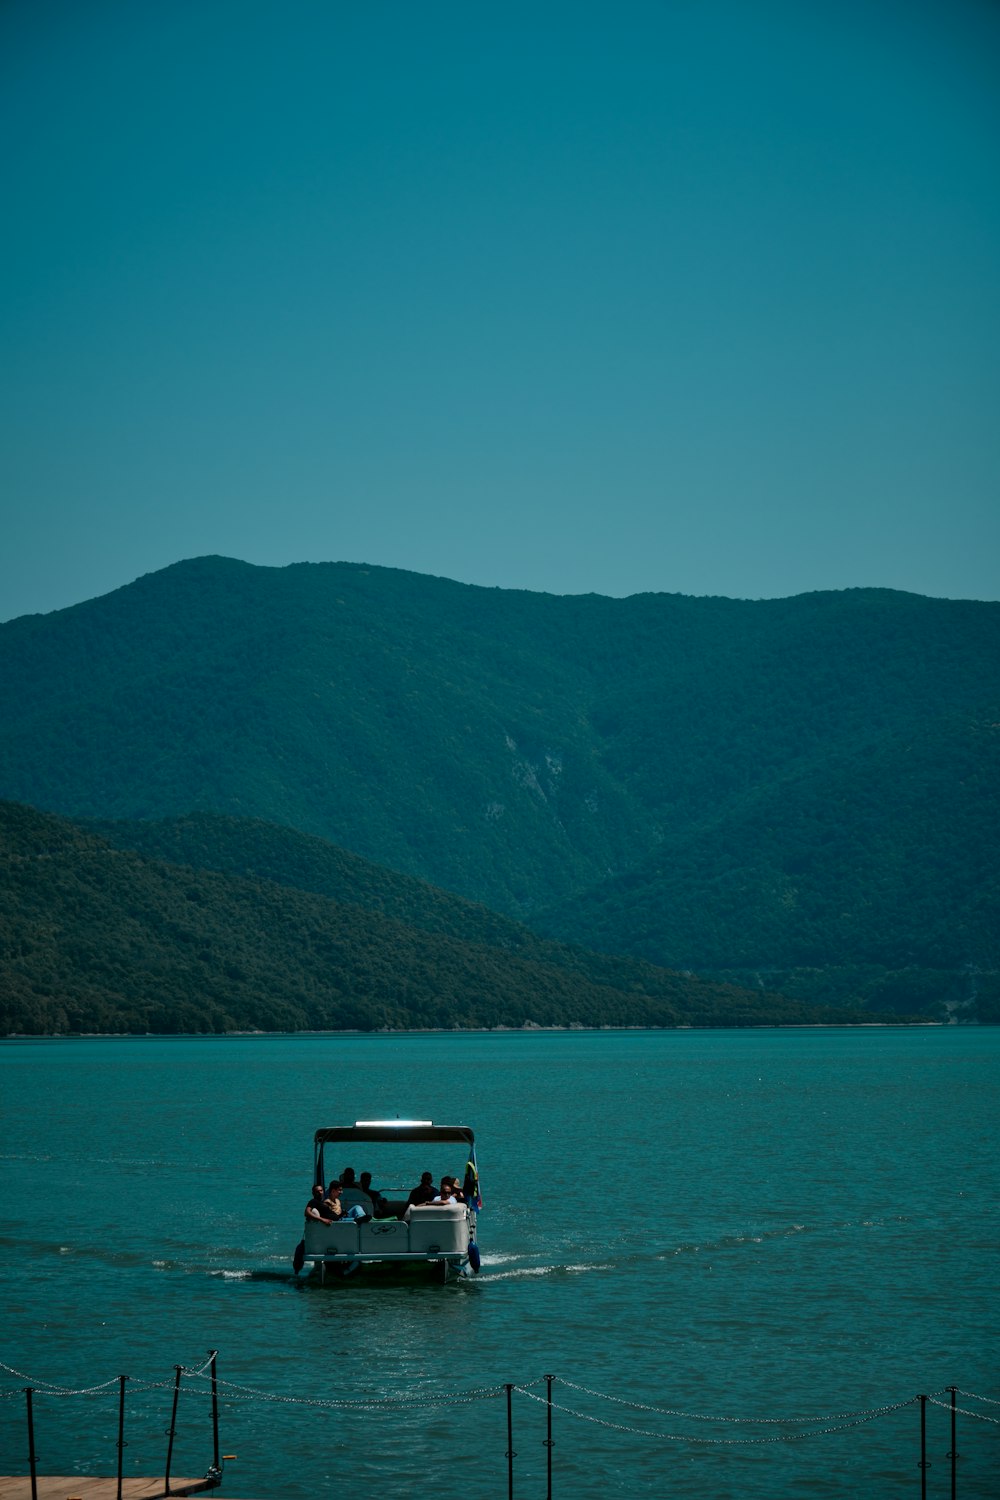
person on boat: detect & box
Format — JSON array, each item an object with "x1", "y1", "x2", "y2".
[
  {"x1": 445, "y1": 1175, "x2": 466, "y2": 1202},
  {"x1": 323, "y1": 1181, "x2": 370, "y2": 1223},
  {"x1": 337, "y1": 1165, "x2": 376, "y2": 1214},
  {"x1": 406, "y1": 1171, "x2": 436, "y2": 1207},
  {"x1": 430, "y1": 1179, "x2": 461, "y2": 1205},
  {"x1": 305, "y1": 1185, "x2": 333, "y2": 1224},
  {"x1": 358, "y1": 1171, "x2": 390, "y2": 1216}
]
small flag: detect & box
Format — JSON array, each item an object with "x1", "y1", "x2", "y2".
[{"x1": 463, "y1": 1158, "x2": 483, "y2": 1211}]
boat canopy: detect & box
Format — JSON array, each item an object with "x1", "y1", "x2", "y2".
[
  {"x1": 310, "y1": 1120, "x2": 483, "y2": 1227},
  {"x1": 314, "y1": 1122, "x2": 475, "y2": 1146}
]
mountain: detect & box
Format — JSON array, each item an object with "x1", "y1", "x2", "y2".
[
  {"x1": 0, "y1": 801, "x2": 851, "y2": 1034},
  {"x1": 536, "y1": 713, "x2": 1000, "y2": 1018},
  {"x1": 0, "y1": 556, "x2": 651, "y2": 909},
  {"x1": 0, "y1": 555, "x2": 997, "y2": 1017},
  {"x1": 89, "y1": 809, "x2": 548, "y2": 951}
]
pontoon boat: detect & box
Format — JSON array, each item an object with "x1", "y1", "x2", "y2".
[{"x1": 295, "y1": 1119, "x2": 481, "y2": 1282}]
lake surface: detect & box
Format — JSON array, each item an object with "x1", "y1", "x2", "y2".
[{"x1": 1, "y1": 1028, "x2": 997, "y2": 1498}]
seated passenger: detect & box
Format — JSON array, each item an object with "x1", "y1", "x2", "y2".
[
  {"x1": 340, "y1": 1187, "x2": 375, "y2": 1213},
  {"x1": 359, "y1": 1171, "x2": 390, "y2": 1216},
  {"x1": 323, "y1": 1182, "x2": 370, "y2": 1223},
  {"x1": 431, "y1": 1179, "x2": 460, "y2": 1205},
  {"x1": 305, "y1": 1185, "x2": 332, "y2": 1224},
  {"x1": 406, "y1": 1171, "x2": 436, "y2": 1207},
  {"x1": 338, "y1": 1165, "x2": 377, "y2": 1213},
  {"x1": 339, "y1": 1178, "x2": 375, "y2": 1213},
  {"x1": 445, "y1": 1175, "x2": 466, "y2": 1203}
]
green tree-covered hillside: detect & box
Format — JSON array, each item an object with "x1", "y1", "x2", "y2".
[
  {"x1": 3, "y1": 801, "x2": 853, "y2": 1035},
  {"x1": 0, "y1": 557, "x2": 996, "y2": 1016},
  {"x1": 537, "y1": 715, "x2": 1000, "y2": 1018}
]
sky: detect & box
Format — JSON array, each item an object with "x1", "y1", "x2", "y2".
[{"x1": 1, "y1": 0, "x2": 998, "y2": 621}]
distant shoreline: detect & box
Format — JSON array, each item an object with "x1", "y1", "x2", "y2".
[{"x1": 2, "y1": 1021, "x2": 960, "y2": 1041}]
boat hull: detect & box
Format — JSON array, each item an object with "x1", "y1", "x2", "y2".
[{"x1": 301, "y1": 1204, "x2": 475, "y2": 1281}]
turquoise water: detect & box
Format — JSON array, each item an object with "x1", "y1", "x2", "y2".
[{"x1": 1, "y1": 1028, "x2": 997, "y2": 1497}]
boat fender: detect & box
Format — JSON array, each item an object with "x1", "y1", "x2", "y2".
[
  {"x1": 468, "y1": 1241, "x2": 481, "y2": 1274},
  {"x1": 292, "y1": 1239, "x2": 305, "y2": 1275}
]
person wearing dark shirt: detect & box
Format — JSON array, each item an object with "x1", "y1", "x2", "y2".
[
  {"x1": 406, "y1": 1171, "x2": 436, "y2": 1207},
  {"x1": 359, "y1": 1171, "x2": 390, "y2": 1216},
  {"x1": 305, "y1": 1185, "x2": 332, "y2": 1224}
]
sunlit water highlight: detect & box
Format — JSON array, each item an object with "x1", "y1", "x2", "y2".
[{"x1": 1, "y1": 1028, "x2": 997, "y2": 1497}]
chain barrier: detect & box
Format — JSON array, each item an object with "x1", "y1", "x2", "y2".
[
  {"x1": 180, "y1": 1369, "x2": 504, "y2": 1408},
  {"x1": 0, "y1": 1359, "x2": 209, "y2": 1400},
  {"x1": 2, "y1": 1352, "x2": 994, "y2": 1500},
  {"x1": 926, "y1": 1396, "x2": 1000, "y2": 1427},
  {"x1": 514, "y1": 1385, "x2": 920, "y2": 1446},
  {"x1": 0, "y1": 1359, "x2": 504, "y2": 1411},
  {"x1": 0, "y1": 1361, "x2": 122, "y2": 1396},
  {"x1": 2, "y1": 1356, "x2": 995, "y2": 1444},
  {"x1": 553, "y1": 1375, "x2": 910, "y2": 1425},
  {"x1": 185, "y1": 1385, "x2": 503, "y2": 1412}
]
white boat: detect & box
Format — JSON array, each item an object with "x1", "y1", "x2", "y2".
[{"x1": 295, "y1": 1119, "x2": 481, "y2": 1282}]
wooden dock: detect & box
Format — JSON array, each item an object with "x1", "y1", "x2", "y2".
[{"x1": 0, "y1": 1480, "x2": 226, "y2": 1499}]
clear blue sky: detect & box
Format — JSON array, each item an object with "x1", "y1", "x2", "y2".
[{"x1": 2, "y1": 0, "x2": 998, "y2": 621}]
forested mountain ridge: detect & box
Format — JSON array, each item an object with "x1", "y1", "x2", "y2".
[
  {"x1": 90, "y1": 810, "x2": 545, "y2": 951},
  {"x1": 1, "y1": 556, "x2": 997, "y2": 1018},
  {"x1": 536, "y1": 713, "x2": 1000, "y2": 1018},
  {"x1": 1, "y1": 801, "x2": 856, "y2": 1034}
]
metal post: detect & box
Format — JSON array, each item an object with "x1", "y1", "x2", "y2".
[
  {"x1": 208, "y1": 1349, "x2": 220, "y2": 1473},
  {"x1": 505, "y1": 1383, "x2": 516, "y2": 1500},
  {"x1": 24, "y1": 1388, "x2": 38, "y2": 1500},
  {"x1": 116, "y1": 1375, "x2": 129, "y2": 1500},
  {"x1": 917, "y1": 1393, "x2": 929, "y2": 1500},
  {"x1": 543, "y1": 1373, "x2": 554, "y2": 1500},
  {"x1": 945, "y1": 1386, "x2": 959, "y2": 1500},
  {"x1": 164, "y1": 1364, "x2": 183, "y2": 1494}
]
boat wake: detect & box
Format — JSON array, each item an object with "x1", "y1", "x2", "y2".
[
  {"x1": 473, "y1": 1216, "x2": 914, "y2": 1282},
  {"x1": 485, "y1": 1261, "x2": 617, "y2": 1281},
  {"x1": 0, "y1": 1215, "x2": 912, "y2": 1287}
]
